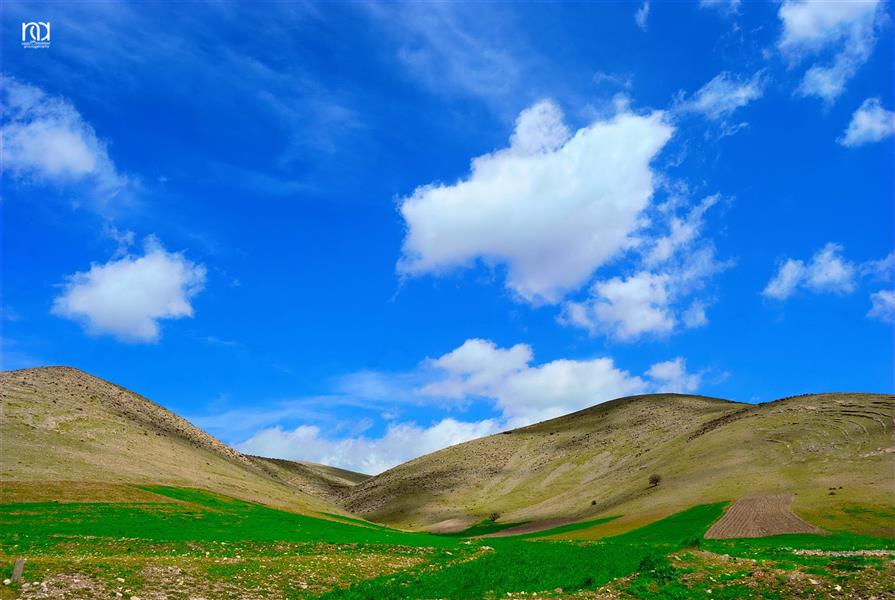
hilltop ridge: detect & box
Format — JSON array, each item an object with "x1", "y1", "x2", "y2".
[{"x1": 0, "y1": 366, "x2": 364, "y2": 515}]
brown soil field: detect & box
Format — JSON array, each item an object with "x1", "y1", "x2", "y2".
[{"x1": 705, "y1": 493, "x2": 823, "y2": 539}]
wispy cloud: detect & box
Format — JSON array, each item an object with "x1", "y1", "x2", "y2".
[
  {"x1": 361, "y1": 2, "x2": 538, "y2": 116},
  {"x1": 635, "y1": 1, "x2": 650, "y2": 31},
  {"x1": 777, "y1": 0, "x2": 884, "y2": 103},
  {"x1": 674, "y1": 71, "x2": 765, "y2": 122}
]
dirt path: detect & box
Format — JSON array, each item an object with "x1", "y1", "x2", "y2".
[{"x1": 705, "y1": 493, "x2": 823, "y2": 539}]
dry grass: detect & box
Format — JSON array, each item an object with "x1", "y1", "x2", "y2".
[
  {"x1": 0, "y1": 481, "x2": 176, "y2": 504},
  {"x1": 345, "y1": 392, "x2": 894, "y2": 535},
  {"x1": 0, "y1": 367, "x2": 361, "y2": 516},
  {"x1": 3, "y1": 366, "x2": 892, "y2": 541}
]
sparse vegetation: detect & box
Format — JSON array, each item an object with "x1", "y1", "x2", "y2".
[
  {"x1": 2, "y1": 491, "x2": 892, "y2": 599},
  {"x1": 1, "y1": 367, "x2": 893, "y2": 598}
]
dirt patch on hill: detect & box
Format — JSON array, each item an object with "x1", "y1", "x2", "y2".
[
  {"x1": 427, "y1": 517, "x2": 477, "y2": 533},
  {"x1": 705, "y1": 494, "x2": 823, "y2": 539}
]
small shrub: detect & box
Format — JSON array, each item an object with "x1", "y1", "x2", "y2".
[
  {"x1": 591, "y1": 500, "x2": 597, "y2": 506},
  {"x1": 488, "y1": 512, "x2": 500, "y2": 522},
  {"x1": 649, "y1": 474, "x2": 662, "y2": 487},
  {"x1": 637, "y1": 553, "x2": 677, "y2": 581}
]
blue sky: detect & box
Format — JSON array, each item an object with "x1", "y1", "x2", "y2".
[{"x1": 2, "y1": 1, "x2": 892, "y2": 473}]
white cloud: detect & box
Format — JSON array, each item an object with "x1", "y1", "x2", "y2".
[
  {"x1": 763, "y1": 243, "x2": 856, "y2": 300},
  {"x1": 682, "y1": 301, "x2": 709, "y2": 328},
  {"x1": 52, "y1": 236, "x2": 206, "y2": 342},
  {"x1": 646, "y1": 358, "x2": 702, "y2": 393},
  {"x1": 839, "y1": 98, "x2": 895, "y2": 147},
  {"x1": 561, "y1": 196, "x2": 728, "y2": 340},
  {"x1": 237, "y1": 417, "x2": 501, "y2": 474},
  {"x1": 645, "y1": 194, "x2": 720, "y2": 266},
  {"x1": 398, "y1": 100, "x2": 674, "y2": 303},
  {"x1": 635, "y1": 1, "x2": 650, "y2": 30},
  {"x1": 420, "y1": 338, "x2": 701, "y2": 428},
  {"x1": 861, "y1": 252, "x2": 894, "y2": 281},
  {"x1": 806, "y1": 243, "x2": 858, "y2": 293},
  {"x1": 564, "y1": 272, "x2": 675, "y2": 340},
  {"x1": 777, "y1": 0, "x2": 883, "y2": 103},
  {"x1": 867, "y1": 289, "x2": 895, "y2": 323},
  {"x1": 676, "y1": 72, "x2": 765, "y2": 121},
  {"x1": 1, "y1": 77, "x2": 127, "y2": 199},
  {"x1": 762, "y1": 258, "x2": 806, "y2": 300}
]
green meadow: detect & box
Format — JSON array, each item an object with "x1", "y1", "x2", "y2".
[{"x1": 1, "y1": 487, "x2": 891, "y2": 599}]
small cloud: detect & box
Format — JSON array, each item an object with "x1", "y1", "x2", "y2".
[
  {"x1": 763, "y1": 258, "x2": 807, "y2": 300},
  {"x1": 763, "y1": 242, "x2": 856, "y2": 300},
  {"x1": 561, "y1": 196, "x2": 729, "y2": 341},
  {"x1": 1, "y1": 77, "x2": 129, "y2": 205},
  {"x1": 838, "y1": 98, "x2": 895, "y2": 147},
  {"x1": 675, "y1": 71, "x2": 765, "y2": 121},
  {"x1": 52, "y1": 236, "x2": 206, "y2": 343},
  {"x1": 646, "y1": 357, "x2": 701, "y2": 393},
  {"x1": 101, "y1": 223, "x2": 136, "y2": 257},
  {"x1": 860, "y1": 252, "x2": 894, "y2": 281},
  {"x1": 868, "y1": 289, "x2": 895, "y2": 323},
  {"x1": 635, "y1": 1, "x2": 650, "y2": 31}
]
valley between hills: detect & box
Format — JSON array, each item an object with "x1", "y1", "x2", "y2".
[{"x1": 1, "y1": 366, "x2": 893, "y2": 599}]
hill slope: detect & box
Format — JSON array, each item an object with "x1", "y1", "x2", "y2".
[
  {"x1": 344, "y1": 392, "x2": 894, "y2": 536},
  {"x1": 0, "y1": 366, "x2": 365, "y2": 514},
  {"x1": 248, "y1": 455, "x2": 370, "y2": 504}
]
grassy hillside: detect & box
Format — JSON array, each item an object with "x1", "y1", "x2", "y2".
[
  {"x1": 0, "y1": 367, "x2": 366, "y2": 515},
  {"x1": 345, "y1": 392, "x2": 894, "y2": 536},
  {"x1": 248, "y1": 455, "x2": 370, "y2": 505},
  {"x1": 7, "y1": 485, "x2": 890, "y2": 599}
]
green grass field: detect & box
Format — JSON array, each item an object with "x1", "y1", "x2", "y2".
[{"x1": 1, "y1": 487, "x2": 892, "y2": 599}]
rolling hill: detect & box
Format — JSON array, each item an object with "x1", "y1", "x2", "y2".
[
  {"x1": 344, "y1": 392, "x2": 894, "y2": 537},
  {"x1": 3, "y1": 366, "x2": 892, "y2": 540},
  {"x1": 0, "y1": 366, "x2": 367, "y2": 515}
]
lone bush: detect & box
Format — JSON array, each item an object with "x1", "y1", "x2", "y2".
[
  {"x1": 488, "y1": 512, "x2": 500, "y2": 522},
  {"x1": 649, "y1": 474, "x2": 662, "y2": 487}
]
